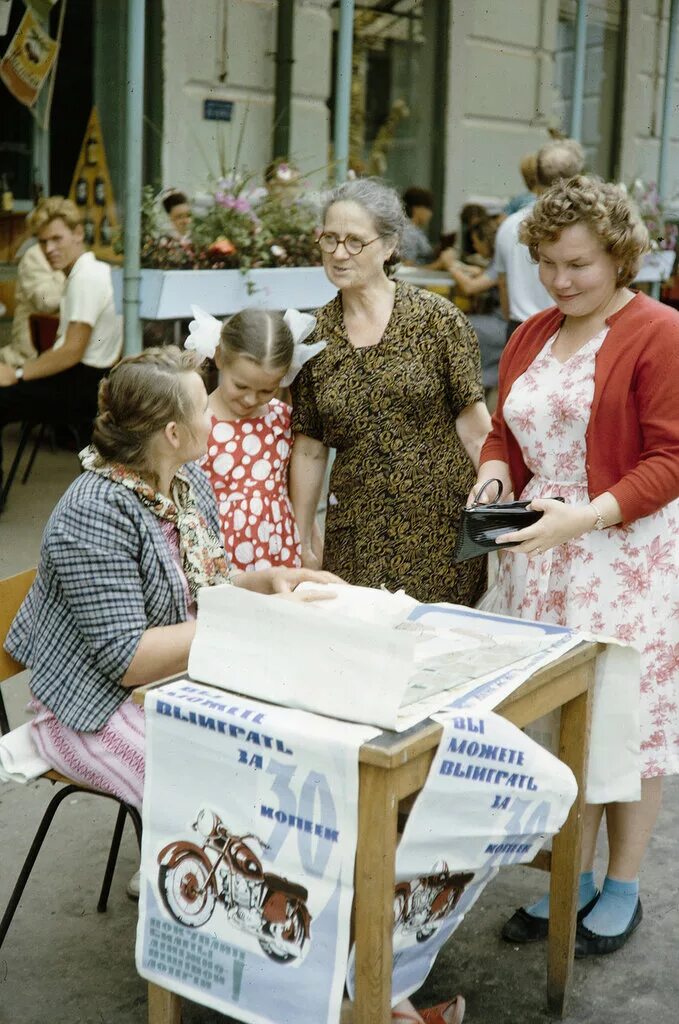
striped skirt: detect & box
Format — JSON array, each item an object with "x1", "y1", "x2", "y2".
[{"x1": 30, "y1": 697, "x2": 145, "y2": 810}]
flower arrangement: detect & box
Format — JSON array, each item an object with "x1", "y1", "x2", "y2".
[
  {"x1": 131, "y1": 163, "x2": 323, "y2": 271},
  {"x1": 629, "y1": 179, "x2": 678, "y2": 252}
]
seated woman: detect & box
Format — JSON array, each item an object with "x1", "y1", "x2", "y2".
[
  {"x1": 400, "y1": 186, "x2": 455, "y2": 270},
  {"x1": 4, "y1": 346, "x2": 337, "y2": 811},
  {"x1": 443, "y1": 216, "x2": 506, "y2": 407}
]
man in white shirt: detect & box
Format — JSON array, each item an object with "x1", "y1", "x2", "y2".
[
  {"x1": 0, "y1": 196, "x2": 122, "y2": 493},
  {"x1": 495, "y1": 139, "x2": 585, "y2": 340}
]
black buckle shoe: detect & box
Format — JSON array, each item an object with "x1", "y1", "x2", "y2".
[
  {"x1": 574, "y1": 898, "x2": 642, "y2": 957},
  {"x1": 501, "y1": 891, "x2": 601, "y2": 943}
]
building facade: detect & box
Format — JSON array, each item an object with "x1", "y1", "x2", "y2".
[{"x1": 1, "y1": 1, "x2": 678, "y2": 236}]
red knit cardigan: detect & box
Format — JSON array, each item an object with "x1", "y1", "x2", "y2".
[{"x1": 479, "y1": 292, "x2": 679, "y2": 524}]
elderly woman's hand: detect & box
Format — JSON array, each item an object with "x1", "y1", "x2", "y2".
[
  {"x1": 468, "y1": 461, "x2": 513, "y2": 507},
  {"x1": 494, "y1": 498, "x2": 598, "y2": 556}
]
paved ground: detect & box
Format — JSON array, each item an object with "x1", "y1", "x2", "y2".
[{"x1": 0, "y1": 427, "x2": 676, "y2": 1024}]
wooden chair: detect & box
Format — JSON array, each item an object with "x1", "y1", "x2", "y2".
[{"x1": 0, "y1": 568, "x2": 142, "y2": 949}]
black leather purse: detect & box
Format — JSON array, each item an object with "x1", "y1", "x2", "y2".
[{"x1": 453, "y1": 479, "x2": 565, "y2": 563}]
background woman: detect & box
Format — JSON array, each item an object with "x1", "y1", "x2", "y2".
[
  {"x1": 445, "y1": 215, "x2": 506, "y2": 408},
  {"x1": 162, "y1": 189, "x2": 192, "y2": 243},
  {"x1": 474, "y1": 176, "x2": 679, "y2": 955},
  {"x1": 290, "y1": 177, "x2": 491, "y2": 606},
  {"x1": 5, "y1": 347, "x2": 336, "y2": 812}
]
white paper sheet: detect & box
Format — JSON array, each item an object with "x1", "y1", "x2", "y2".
[{"x1": 188, "y1": 584, "x2": 595, "y2": 732}]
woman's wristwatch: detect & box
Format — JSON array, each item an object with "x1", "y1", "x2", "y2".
[{"x1": 589, "y1": 501, "x2": 606, "y2": 531}]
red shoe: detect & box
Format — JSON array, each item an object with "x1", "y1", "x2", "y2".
[{"x1": 392, "y1": 995, "x2": 465, "y2": 1024}]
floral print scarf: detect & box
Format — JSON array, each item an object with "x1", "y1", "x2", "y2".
[{"x1": 80, "y1": 446, "x2": 232, "y2": 599}]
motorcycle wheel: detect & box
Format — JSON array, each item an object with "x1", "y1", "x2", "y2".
[
  {"x1": 158, "y1": 853, "x2": 216, "y2": 928},
  {"x1": 258, "y1": 906, "x2": 307, "y2": 963}
]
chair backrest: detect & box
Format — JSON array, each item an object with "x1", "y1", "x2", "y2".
[
  {"x1": 0, "y1": 568, "x2": 36, "y2": 684},
  {"x1": 28, "y1": 314, "x2": 59, "y2": 353}
]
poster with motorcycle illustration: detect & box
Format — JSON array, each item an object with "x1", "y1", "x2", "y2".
[
  {"x1": 136, "y1": 678, "x2": 378, "y2": 1024},
  {"x1": 346, "y1": 709, "x2": 578, "y2": 1006}
]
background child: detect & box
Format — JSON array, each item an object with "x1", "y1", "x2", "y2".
[{"x1": 187, "y1": 307, "x2": 324, "y2": 572}]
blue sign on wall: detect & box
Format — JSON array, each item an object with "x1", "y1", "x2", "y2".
[{"x1": 203, "y1": 99, "x2": 234, "y2": 122}]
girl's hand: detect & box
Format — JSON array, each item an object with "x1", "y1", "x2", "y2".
[
  {"x1": 310, "y1": 522, "x2": 324, "y2": 565},
  {"x1": 300, "y1": 545, "x2": 322, "y2": 570},
  {"x1": 495, "y1": 498, "x2": 597, "y2": 555}
]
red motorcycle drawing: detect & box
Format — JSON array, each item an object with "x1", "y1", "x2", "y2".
[
  {"x1": 157, "y1": 809, "x2": 312, "y2": 963},
  {"x1": 394, "y1": 862, "x2": 474, "y2": 943}
]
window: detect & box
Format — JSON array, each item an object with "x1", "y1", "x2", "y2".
[
  {"x1": 553, "y1": 0, "x2": 625, "y2": 178},
  {"x1": 331, "y1": 1, "x2": 448, "y2": 219}
]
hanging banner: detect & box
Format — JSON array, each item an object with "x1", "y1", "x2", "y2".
[
  {"x1": 0, "y1": 7, "x2": 58, "y2": 107},
  {"x1": 346, "y1": 709, "x2": 578, "y2": 1005},
  {"x1": 137, "y1": 679, "x2": 378, "y2": 1024}
]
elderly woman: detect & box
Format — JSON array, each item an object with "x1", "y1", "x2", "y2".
[
  {"x1": 473, "y1": 176, "x2": 679, "y2": 956},
  {"x1": 290, "y1": 178, "x2": 491, "y2": 607},
  {"x1": 5, "y1": 347, "x2": 336, "y2": 811}
]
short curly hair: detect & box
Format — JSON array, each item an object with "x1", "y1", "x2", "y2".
[{"x1": 519, "y1": 175, "x2": 650, "y2": 287}]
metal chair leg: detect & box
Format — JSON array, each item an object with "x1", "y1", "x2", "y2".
[
  {"x1": 97, "y1": 802, "x2": 143, "y2": 912},
  {"x1": 21, "y1": 423, "x2": 46, "y2": 485},
  {"x1": 0, "y1": 691, "x2": 10, "y2": 735},
  {"x1": 0, "y1": 422, "x2": 34, "y2": 512},
  {"x1": 97, "y1": 802, "x2": 129, "y2": 913},
  {"x1": 0, "y1": 783, "x2": 80, "y2": 949},
  {"x1": 126, "y1": 805, "x2": 143, "y2": 849},
  {"x1": 0, "y1": 785, "x2": 144, "y2": 947}
]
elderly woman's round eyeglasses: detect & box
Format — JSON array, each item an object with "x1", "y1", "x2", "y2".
[{"x1": 317, "y1": 232, "x2": 387, "y2": 256}]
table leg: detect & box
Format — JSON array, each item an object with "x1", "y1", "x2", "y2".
[
  {"x1": 547, "y1": 660, "x2": 594, "y2": 1016},
  {"x1": 353, "y1": 762, "x2": 399, "y2": 1024},
  {"x1": 148, "y1": 982, "x2": 181, "y2": 1024}
]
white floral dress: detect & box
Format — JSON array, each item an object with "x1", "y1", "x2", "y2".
[{"x1": 493, "y1": 328, "x2": 679, "y2": 779}]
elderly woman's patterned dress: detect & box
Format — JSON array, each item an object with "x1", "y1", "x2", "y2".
[{"x1": 292, "y1": 280, "x2": 486, "y2": 606}]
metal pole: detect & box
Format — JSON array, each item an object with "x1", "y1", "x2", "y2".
[
  {"x1": 651, "y1": 0, "x2": 679, "y2": 299},
  {"x1": 123, "y1": 0, "x2": 146, "y2": 355},
  {"x1": 334, "y1": 0, "x2": 354, "y2": 183},
  {"x1": 658, "y1": 0, "x2": 679, "y2": 201},
  {"x1": 570, "y1": 0, "x2": 588, "y2": 140},
  {"x1": 273, "y1": 0, "x2": 295, "y2": 160}
]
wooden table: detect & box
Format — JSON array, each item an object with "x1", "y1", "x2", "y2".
[{"x1": 135, "y1": 640, "x2": 601, "y2": 1024}]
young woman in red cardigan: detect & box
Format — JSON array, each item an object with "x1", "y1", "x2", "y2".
[{"x1": 473, "y1": 176, "x2": 679, "y2": 956}]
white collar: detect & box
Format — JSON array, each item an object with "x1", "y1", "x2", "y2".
[{"x1": 68, "y1": 250, "x2": 95, "y2": 278}]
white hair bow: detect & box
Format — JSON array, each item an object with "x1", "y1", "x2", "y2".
[
  {"x1": 280, "y1": 309, "x2": 325, "y2": 386},
  {"x1": 185, "y1": 305, "x2": 222, "y2": 360},
  {"x1": 185, "y1": 305, "x2": 326, "y2": 383}
]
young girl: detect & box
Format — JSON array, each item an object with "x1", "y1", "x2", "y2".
[{"x1": 186, "y1": 306, "x2": 325, "y2": 572}]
